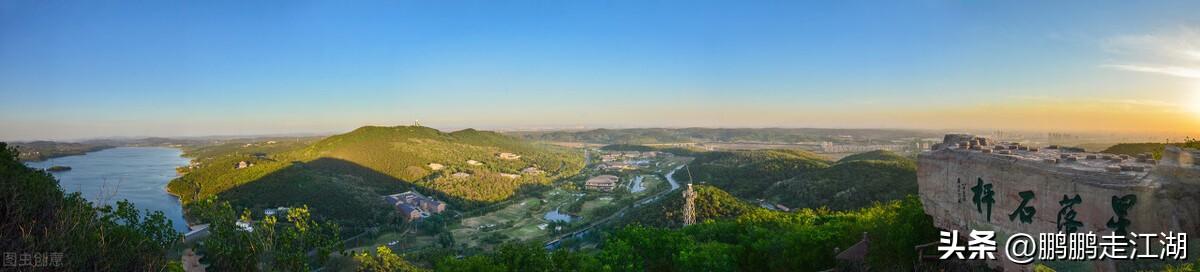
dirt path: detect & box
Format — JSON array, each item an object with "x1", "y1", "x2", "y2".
[{"x1": 182, "y1": 248, "x2": 205, "y2": 272}]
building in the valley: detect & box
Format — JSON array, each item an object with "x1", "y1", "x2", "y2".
[
  {"x1": 918, "y1": 134, "x2": 1200, "y2": 271},
  {"x1": 183, "y1": 224, "x2": 211, "y2": 243},
  {"x1": 384, "y1": 191, "x2": 447, "y2": 221},
  {"x1": 466, "y1": 160, "x2": 483, "y2": 166},
  {"x1": 234, "y1": 161, "x2": 252, "y2": 169},
  {"x1": 600, "y1": 162, "x2": 635, "y2": 170},
  {"x1": 600, "y1": 154, "x2": 622, "y2": 162},
  {"x1": 263, "y1": 207, "x2": 289, "y2": 216},
  {"x1": 835, "y1": 232, "x2": 870, "y2": 272},
  {"x1": 235, "y1": 220, "x2": 254, "y2": 232},
  {"x1": 585, "y1": 175, "x2": 619, "y2": 191},
  {"x1": 521, "y1": 167, "x2": 545, "y2": 175},
  {"x1": 451, "y1": 172, "x2": 471, "y2": 178},
  {"x1": 427, "y1": 163, "x2": 445, "y2": 170},
  {"x1": 497, "y1": 152, "x2": 521, "y2": 160},
  {"x1": 397, "y1": 204, "x2": 421, "y2": 221}
]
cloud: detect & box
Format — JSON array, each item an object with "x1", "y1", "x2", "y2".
[
  {"x1": 1012, "y1": 95, "x2": 1184, "y2": 112},
  {"x1": 1102, "y1": 26, "x2": 1200, "y2": 78},
  {"x1": 1102, "y1": 64, "x2": 1200, "y2": 78}
]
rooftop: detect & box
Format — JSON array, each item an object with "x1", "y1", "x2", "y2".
[{"x1": 928, "y1": 134, "x2": 1200, "y2": 186}]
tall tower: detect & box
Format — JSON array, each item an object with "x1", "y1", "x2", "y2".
[{"x1": 682, "y1": 183, "x2": 696, "y2": 226}]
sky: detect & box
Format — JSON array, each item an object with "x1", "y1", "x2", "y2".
[{"x1": 2, "y1": 0, "x2": 1200, "y2": 141}]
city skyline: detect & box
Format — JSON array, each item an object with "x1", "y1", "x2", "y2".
[{"x1": 3, "y1": 1, "x2": 1200, "y2": 140}]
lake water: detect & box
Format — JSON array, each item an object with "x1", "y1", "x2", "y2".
[{"x1": 25, "y1": 147, "x2": 191, "y2": 232}]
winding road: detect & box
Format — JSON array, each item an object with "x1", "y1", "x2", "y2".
[{"x1": 545, "y1": 161, "x2": 689, "y2": 249}]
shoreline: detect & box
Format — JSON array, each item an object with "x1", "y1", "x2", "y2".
[
  {"x1": 18, "y1": 145, "x2": 117, "y2": 163},
  {"x1": 28, "y1": 146, "x2": 196, "y2": 233},
  {"x1": 163, "y1": 153, "x2": 200, "y2": 228}
]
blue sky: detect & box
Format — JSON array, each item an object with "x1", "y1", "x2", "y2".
[{"x1": 3, "y1": 1, "x2": 1200, "y2": 140}]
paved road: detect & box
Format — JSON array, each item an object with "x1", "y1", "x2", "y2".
[{"x1": 546, "y1": 161, "x2": 689, "y2": 249}]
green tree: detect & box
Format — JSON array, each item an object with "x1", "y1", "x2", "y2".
[
  {"x1": 354, "y1": 246, "x2": 424, "y2": 272},
  {"x1": 436, "y1": 255, "x2": 507, "y2": 272},
  {"x1": 192, "y1": 199, "x2": 343, "y2": 270},
  {"x1": 0, "y1": 142, "x2": 181, "y2": 270}
]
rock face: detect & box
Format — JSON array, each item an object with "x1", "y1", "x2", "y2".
[{"x1": 918, "y1": 134, "x2": 1200, "y2": 271}]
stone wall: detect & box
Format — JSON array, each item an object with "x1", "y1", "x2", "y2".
[{"x1": 918, "y1": 134, "x2": 1200, "y2": 271}]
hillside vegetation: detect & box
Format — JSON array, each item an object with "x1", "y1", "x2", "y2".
[
  {"x1": 675, "y1": 149, "x2": 830, "y2": 197},
  {"x1": 767, "y1": 158, "x2": 917, "y2": 210},
  {"x1": 167, "y1": 126, "x2": 584, "y2": 225},
  {"x1": 434, "y1": 190, "x2": 938, "y2": 271},
  {"x1": 623, "y1": 184, "x2": 757, "y2": 228},
  {"x1": 676, "y1": 149, "x2": 918, "y2": 211},
  {"x1": 0, "y1": 143, "x2": 180, "y2": 270}
]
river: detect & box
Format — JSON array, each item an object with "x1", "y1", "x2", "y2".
[
  {"x1": 25, "y1": 147, "x2": 191, "y2": 232},
  {"x1": 665, "y1": 164, "x2": 683, "y2": 190}
]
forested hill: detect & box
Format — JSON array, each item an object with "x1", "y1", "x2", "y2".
[
  {"x1": 167, "y1": 126, "x2": 584, "y2": 225},
  {"x1": 623, "y1": 184, "x2": 758, "y2": 228},
  {"x1": 675, "y1": 149, "x2": 830, "y2": 197},
  {"x1": 299, "y1": 126, "x2": 582, "y2": 182},
  {"x1": 675, "y1": 149, "x2": 918, "y2": 211},
  {"x1": 12, "y1": 141, "x2": 115, "y2": 162}
]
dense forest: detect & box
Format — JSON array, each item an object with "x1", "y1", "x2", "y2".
[
  {"x1": 510, "y1": 127, "x2": 940, "y2": 144},
  {"x1": 765, "y1": 150, "x2": 918, "y2": 210},
  {"x1": 674, "y1": 149, "x2": 830, "y2": 198},
  {"x1": 674, "y1": 149, "x2": 918, "y2": 211}
]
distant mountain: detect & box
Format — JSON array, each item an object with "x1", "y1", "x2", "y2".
[
  {"x1": 674, "y1": 149, "x2": 917, "y2": 211},
  {"x1": 167, "y1": 126, "x2": 584, "y2": 226},
  {"x1": 11, "y1": 141, "x2": 115, "y2": 161}
]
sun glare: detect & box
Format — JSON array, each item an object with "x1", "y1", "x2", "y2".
[{"x1": 1191, "y1": 83, "x2": 1200, "y2": 116}]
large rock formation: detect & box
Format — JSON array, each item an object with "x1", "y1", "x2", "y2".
[{"x1": 918, "y1": 134, "x2": 1199, "y2": 271}]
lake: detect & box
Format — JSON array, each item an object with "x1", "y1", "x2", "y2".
[{"x1": 25, "y1": 147, "x2": 191, "y2": 232}]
